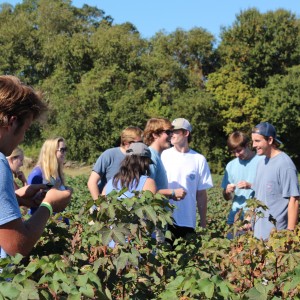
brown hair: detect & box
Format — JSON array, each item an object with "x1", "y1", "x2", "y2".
[
  {"x1": 113, "y1": 155, "x2": 151, "y2": 189},
  {"x1": 143, "y1": 118, "x2": 172, "y2": 145},
  {"x1": 0, "y1": 75, "x2": 47, "y2": 130},
  {"x1": 120, "y1": 126, "x2": 143, "y2": 146},
  {"x1": 227, "y1": 131, "x2": 250, "y2": 151}
]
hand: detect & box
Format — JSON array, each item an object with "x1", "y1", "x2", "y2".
[
  {"x1": 43, "y1": 188, "x2": 72, "y2": 213},
  {"x1": 16, "y1": 171, "x2": 27, "y2": 186},
  {"x1": 16, "y1": 184, "x2": 47, "y2": 199},
  {"x1": 236, "y1": 181, "x2": 251, "y2": 189},
  {"x1": 226, "y1": 183, "x2": 236, "y2": 194},
  {"x1": 175, "y1": 188, "x2": 186, "y2": 200}
]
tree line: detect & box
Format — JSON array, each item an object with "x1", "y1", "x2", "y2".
[{"x1": 1, "y1": 0, "x2": 300, "y2": 172}]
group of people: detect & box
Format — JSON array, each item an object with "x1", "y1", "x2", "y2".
[
  {"x1": 0, "y1": 74, "x2": 299, "y2": 260},
  {"x1": 88, "y1": 117, "x2": 213, "y2": 241},
  {"x1": 222, "y1": 123, "x2": 299, "y2": 240},
  {"x1": 88, "y1": 118, "x2": 299, "y2": 242}
]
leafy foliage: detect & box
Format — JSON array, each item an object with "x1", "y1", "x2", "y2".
[{"x1": 1, "y1": 176, "x2": 300, "y2": 299}]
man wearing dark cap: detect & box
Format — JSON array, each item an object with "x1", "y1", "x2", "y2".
[
  {"x1": 251, "y1": 122, "x2": 299, "y2": 240},
  {"x1": 161, "y1": 118, "x2": 213, "y2": 240}
]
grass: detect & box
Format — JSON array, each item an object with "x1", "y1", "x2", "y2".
[{"x1": 22, "y1": 165, "x2": 92, "y2": 179}]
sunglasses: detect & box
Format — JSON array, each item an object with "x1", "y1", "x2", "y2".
[
  {"x1": 57, "y1": 147, "x2": 68, "y2": 153},
  {"x1": 162, "y1": 130, "x2": 173, "y2": 136}
]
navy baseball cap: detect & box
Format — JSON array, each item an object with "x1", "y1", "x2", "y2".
[{"x1": 253, "y1": 122, "x2": 282, "y2": 144}]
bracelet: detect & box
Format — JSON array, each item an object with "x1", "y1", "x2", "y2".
[
  {"x1": 40, "y1": 202, "x2": 53, "y2": 216},
  {"x1": 171, "y1": 189, "x2": 175, "y2": 199}
]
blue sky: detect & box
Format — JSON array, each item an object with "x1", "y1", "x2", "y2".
[{"x1": 3, "y1": 0, "x2": 300, "y2": 41}]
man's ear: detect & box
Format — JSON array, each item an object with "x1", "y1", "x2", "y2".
[
  {"x1": 152, "y1": 132, "x2": 159, "y2": 139},
  {"x1": 184, "y1": 130, "x2": 190, "y2": 138},
  {"x1": 268, "y1": 136, "x2": 274, "y2": 145},
  {"x1": 8, "y1": 116, "x2": 17, "y2": 127}
]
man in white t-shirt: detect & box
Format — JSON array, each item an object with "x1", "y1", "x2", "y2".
[{"x1": 161, "y1": 118, "x2": 213, "y2": 239}]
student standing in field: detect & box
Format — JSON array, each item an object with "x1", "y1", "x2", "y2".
[
  {"x1": 221, "y1": 131, "x2": 263, "y2": 227},
  {"x1": 161, "y1": 118, "x2": 213, "y2": 239},
  {"x1": 251, "y1": 122, "x2": 299, "y2": 240},
  {"x1": 0, "y1": 75, "x2": 72, "y2": 258},
  {"x1": 102, "y1": 142, "x2": 156, "y2": 248},
  {"x1": 143, "y1": 118, "x2": 186, "y2": 199},
  {"x1": 88, "y1": 126, "x2": 143, "y2": 200},
  {"x1": 28, "y1": 137, "x2": 70, "y2": 224}
]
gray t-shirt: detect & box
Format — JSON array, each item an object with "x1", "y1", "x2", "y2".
[
  {"x1": 253, "y1": 152, "x2": 299, "y2": 240},
  {"x1": 92, "y1": 147, "x2": 125, "y2": 193}
]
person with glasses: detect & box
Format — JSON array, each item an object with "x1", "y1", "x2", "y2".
[
  {"x1": 88, "y1": 126, "x2": 143, "y2": 200},
  {"x1": 143, "y1": 118, "x2": 186, "y2": 200},
  {"x1": 0, "y1": 75, "x2": 71, "y2": 257},
  {"x1": 28, "y1": 137, "x2": 70, "y2": 222},
  {"x1": 221, "y1": 131, "x2": 263, "y2": 232},
  {"x1": 251, "y1": 122, "x2": 299, "y2": 240},
  {"x1": 161, "y1": 118, "x2": 213, "y2": 240}
]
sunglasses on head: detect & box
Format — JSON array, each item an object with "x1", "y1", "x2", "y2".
[{"x1": 57, "y1": 147, "x2": 67, "y2": 153}]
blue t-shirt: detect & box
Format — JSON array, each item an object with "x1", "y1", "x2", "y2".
[
  {"x1": 27, "y1": 166, "x2": 69, "y2": 225},
  {"x1": 93, "y1": 147, "x2": 125, "y2": 193},
  {"x1": 0, "y1": 152, "x2": 22, "y2": 258},
  {"x1": 221, "y1": 154, "x2": 263, "y2": 224},
  {"x1": 105, "y1": 175, "x2": 148, "y2": 198},
  {"x1": 149, "y1": 147, "x2": 168, "y2": 190},
  {"x1": 253, "y1": 152, "x2": 300, "y2": 240}
]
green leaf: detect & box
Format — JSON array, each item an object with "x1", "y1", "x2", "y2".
[
  {"x1": 198, "y1": 278, "x2": 214, "y2": 299},
  {"x1": 143, "y1": 205, "x2": 157, "y2": 224},
  {"x1": 101, "y1": 228, "x2": 113, "y2": 245},
  {"x1": 76, "y1": 274, "x2": 89, "y2": 287},
  {"x1": 112, "y1": 228, "x2": 126, "y2": 245},
  {"x1": 107, "y1": 204, "x2": 116, "y2": 219},
  {"x1": 115, "y1": 252, "x2": 129, "y2": 273},
  {"x1": 79, "y1": 284, "x2": 95, "y2": 298},
  {"x1": 0, "y1": 282, "x2": 20, "y2": 298}
]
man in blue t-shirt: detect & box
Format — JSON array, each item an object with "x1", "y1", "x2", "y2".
[
  {"x1": 252, "y1": 122, "x2": 299, "y2": 240},
  {"x1": 87, "y1": 126, "x2": 143, "y2": 200},
  {"x1": 222, "y1": 131, "x2": 263, "y2": 226},
  {"x1": 143, "y1": 118, "x2": 186, "y2": 199},
  {"x1": 0, "y1": 75, "x2": 72, "y2": 257}
]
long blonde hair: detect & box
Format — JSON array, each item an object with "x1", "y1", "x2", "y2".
[{"x1": 37, "y1": 137, "x2": 65, "y2": 185}]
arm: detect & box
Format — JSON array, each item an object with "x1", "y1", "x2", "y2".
[
  {"x1": 287, "y1": 196, "x2": 299, "y2": 230},
  {"x1": 16, "y1": 184, "x2": 46, "y2": 207},
  {"x1": 87, "y1": 171, "x2": 101, "y2": 200},
  {"x1": 196, "y1": 190, "x2": 208, "y2": 228},
  {"x1": 16, "y1": 171, "x2": 27, "y2": 186},
  {"x1": 0, "y1": 188, "x2": 71, "y2": 256},
  {"x1": 142, "y1": 178, "x2": 157, "y2": 194},
  {"x1": 222, "y1": 184, "x2": 236, "y2": 200},
  {"x1": 157, "y1": 188, "x2": 186, "y2": 200}
]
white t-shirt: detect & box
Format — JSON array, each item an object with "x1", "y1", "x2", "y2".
[{"x1": 161, "y1": 147, "x2": 213, "y2": 228}]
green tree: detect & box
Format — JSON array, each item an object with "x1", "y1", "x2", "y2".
[
  {"x1": 260, "y1": 65, "x2": 300, "y2": 168},
  {"x1": 206, "y1": 66, "x2": 262, "y2": 136},
  {"x1": 218, "y1": 9, "x2": 300, "y2": 88},
  {"x1": 171, "y1": 88, "x2": 225, "y2": 173}
]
